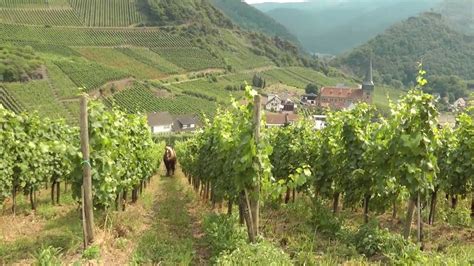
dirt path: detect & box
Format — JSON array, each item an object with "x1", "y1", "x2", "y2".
[
  {"x1": 88, "y1": 77, "x2": 135, "y2": 98},
  {"x1": 161, "y1": 65, "x2": 277, "y2": 86},
  {"x1": 132, "y1": 169, "x2": 211, "y2": 265}
]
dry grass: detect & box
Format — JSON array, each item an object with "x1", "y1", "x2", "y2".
[{"x1": 0, "y1": 172, "x2": 167, "y2": 265}]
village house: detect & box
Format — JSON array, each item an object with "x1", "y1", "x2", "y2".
[
  {"x1": 301, "y1": 93, "x2": 318, "y2": 105},
  {"x1": 302, "y1": 59, "x2": 374, "y2": 110},
  {"x1": 172, "y1": 114, "x2": 200, "y2": 132},
  {"x1": 313, "y1": 115, "x2": 327, "y2": 130},
  {"x1": 281, "y1": 99, "x2": 297, "y2": 113},
  {"x1": 265, "y1": 113, "x2": 299, "y2": 127},
  {"x1": 452, "y1": 98, "x2": 466, "y2": 110},
  {"x1": 147, "y1": 111, "x2": 174, "y2": 134},
  {"x1": 265, "y1": 94, "x2": 283, "y2": 112}
]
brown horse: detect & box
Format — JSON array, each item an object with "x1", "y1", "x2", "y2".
[{"x1": 163, "y1": 146, "x2": 177, "y2": 176}]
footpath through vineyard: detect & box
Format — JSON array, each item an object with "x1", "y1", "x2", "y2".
[
  {"x1": 132, "y1": 168, "x2": 212, "y2": 265},
  {"x1": 0, "y1": 167, "x2": 212, "y2": 264}
]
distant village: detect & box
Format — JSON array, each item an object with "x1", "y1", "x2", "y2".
[{"x1": 147, "y1": 60, "x2": 469, "y2": 134}]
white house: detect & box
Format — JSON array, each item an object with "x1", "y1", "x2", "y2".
[
  {"x1": 172, "y1": 114, "x2": 200, "y2": 132},
  {"x1": 313, "y1": 115, "x2": 327, "y2": 130},
  {"x1": 265, "y1": 94, "x2": 283, "y2": 112},
  {"x1": 301, "y1": 93, "x2": 318, "y2": 105},
  {"x1": 147, "y1": 112, "x2": 174, "y2": 134},
  {"x1": 453, "y1": 98, "x2": 466, "y2": 110}
]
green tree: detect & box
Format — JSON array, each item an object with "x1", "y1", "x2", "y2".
[
  {"x1": 425, "y1": 75, "x2": 468, "y2": 102},
  {"x1": 252, "y1": 74, "x2": 265, "y2": 89},
  {"x1": 305, "y1": 83, "x2": 319, "y2": 95}
]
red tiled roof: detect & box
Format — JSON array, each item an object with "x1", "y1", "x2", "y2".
[
  {"x1": 265, "y1": 113, "x2": 299, "y2": 125},
  {"x1": 320, "y1": 87, "x2": 363, "y2": 99}
]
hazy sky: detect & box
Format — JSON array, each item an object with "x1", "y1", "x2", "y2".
[{"x1": 245, "y1": 0, "x2": 306, "y2": 4}]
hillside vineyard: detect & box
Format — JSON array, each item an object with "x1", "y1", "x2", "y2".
[{"x1": 0, "y1": 0, "x2": 473, "y2": 265}]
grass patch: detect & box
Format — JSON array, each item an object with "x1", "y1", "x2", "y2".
[
  {"x1": 0, "y1": 231, "x2": 80, "y2": 264},
  {"x1": 131, "y1": 176, "x2": 196, "y2": 265},
  {"x1": 260, "y1": 196, "x2": 474, "y2": 265},
  {"x1": 33, "y1": 245, "x2": 63, "y2": 265},
  {"x1": 82, "y1": 244, "x2": 100, "y2": 260},
  {"x1": 202, "y1": 213, "x2": 246, "y2": 260},
  {"x1": 0, "y1": 185, "x2": 82, "y2": 264}
]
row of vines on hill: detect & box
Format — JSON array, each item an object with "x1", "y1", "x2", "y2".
[
  {"x1": 0, "y1": 23, "x2": 192, "y2": 47},
  {"x1": 105, "y1": 83, "x2": 218, "y2": 117},
  {"x1": 0, "y1": 100, "x2": 162, "y2": 213},
  {"x1": 69, "y1": 0, "x2": 144, "y2": 27},
  {"x1": 176, "y1": 67, "x2": 473, "y2": 244},
  {"x1": 0, "y1": 105, "x2": 78, "y2": 213},
  {"x1": 72, "y1": 101, "x2": 163, "y2": 210},
  {"x1": 283, "y1": 69, "x2": 473, "y2": 234},
  {"x1": 0, "y1": 9, "x2": 83, "y2": 26},
  {"x1": 176, "y1": 86, "x2": 272, "y2": 242}
]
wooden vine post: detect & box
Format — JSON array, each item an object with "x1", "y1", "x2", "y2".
[
  {"x1": 80, "y1": 94, "x2": 94, "y2": 248},
  {"x1": 417, "y1": 190, "x2": 424, "y2": 247},
  {"x1": 250, "y1": 94, "x2": 261, "y2": 239}
]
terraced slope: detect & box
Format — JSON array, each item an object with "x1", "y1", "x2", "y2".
[
  {"x1": 0, "y1": 0, "x2": 70, "y2": 8},
  {"x1": 0, "y1": 0, "x2": 389, "y2": 124},
  {"x1": 69, "y1": 0, "x2": 144, "y2": 27},
  {"x1": 0, "y1": 86, "x2": 24, "y2": 113},
  {"x1": 0, "y1": 8, "x2": 83, "y2": 26},
  {"x1": 53, "y1": 58, "x2": 130, "y2": 92},
  {"x1": 0, "y1": 24, "x2": 192, "y2": 47},
  {"x1": 106, "y1": 82, "x2": 218, "y2": 117},
  {"x1": 3, "y1": 80, "x2": 70, "y2": 119}
]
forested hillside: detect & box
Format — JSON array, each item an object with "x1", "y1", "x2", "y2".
[
  {"x1": 335, "y1": 12, "x2": 474, "y2": 100},
  {"x1": 210, "y1": 0, "x2": 299, "y2": 44},
  {"x1": 137, "y1": 0, "x2": 231, "y2": 27},
  {"x1": 258, "y1": 0, "x2": 440, "y2": 54}
]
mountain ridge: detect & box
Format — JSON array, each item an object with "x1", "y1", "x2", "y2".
[
  {"x1": 334, "y1": 12, "x2": 473, "y2": 99},
  {"x1": 210, "y1": 0, "x2": 300, "y2": 45},
  {"x1": 259, "y1": 0, "x2": 441, "y2": 54}
]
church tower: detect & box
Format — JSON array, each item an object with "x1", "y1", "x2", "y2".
[{"x1": 362, "y1": 58, "x2": 374, "y2": 102}]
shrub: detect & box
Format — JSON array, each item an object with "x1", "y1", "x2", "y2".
[
  {"x1": 33, "y1": 246, "x2": 62, "y2": 266},
  {"x1": 182, "y1": 90, "x2": 217, "y2": 102},
  {"x1": 203, "y1": 214, "x2": 246, "y2": 259},
  {"x1": 224, "y1": 85, "x2": 244, "y2": 91},
  {"x1": 215, "y1": 241, "x2": 293, "y2": 266},
  {"x1": 311, "y1": 199, "x2": 343, "y2": 238},
  {"x1": 447, "y1": 207, "x2": 471, "y2": 227},
  {"x1": 0, "y1": 44, "x2": 43, "y2": 82},
  {"x1": 353, "y1": 221, "x2": 425, "y2": 265},
  {"x1": 208, "y1": 75, "x2": 218, "y2": 83},
  {"x1": 82, "y1": 244, "x2": 100, "y2": 260}
]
